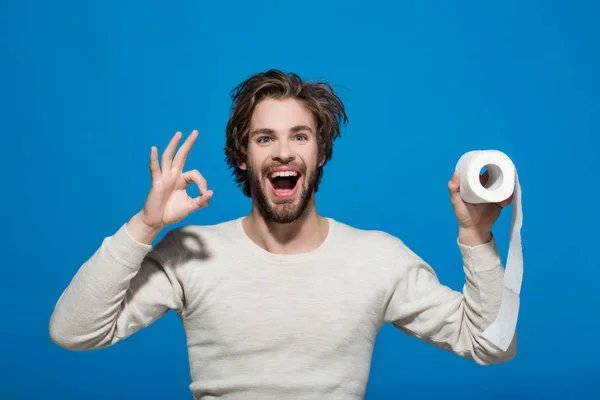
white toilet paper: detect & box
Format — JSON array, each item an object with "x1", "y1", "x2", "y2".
[{"x1": 455, "y1": 150, "x2": 523, "y2": 352}]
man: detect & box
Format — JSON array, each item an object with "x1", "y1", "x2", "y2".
[{"x1": 50, "y1": 69, "x2": 516, "y2": 399}]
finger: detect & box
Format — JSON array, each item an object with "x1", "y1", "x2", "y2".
[
  {"x1": 497, "y1": 194, "x2": 513, "y2": 208},
  {"x1": 173, "y1": 130, "x2": 198, "y2": 170},
  {"x1": 183, "y1": 169, "x2": 208, "y2": 194},
  {"x1": 183, "y1": 169, "x2": 212, "y2": 212},
  {"x1": 448, "y1": 172, "x2": 462, "y2": 205},
  {"x1": 161, "y1": 131, "x2": 182, "y2": 171},
  {"x1": 448, "y1": 171, "x2": 460, "y2": 192},
  {"x1": 149, "y1": 146, "x2": 161, "y2": 182},
  {"x1": 189, "y1": 190, "x2": 213, "y2": 212}
]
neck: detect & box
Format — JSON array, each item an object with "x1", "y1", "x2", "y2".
[{"x1": 242, "y1": 198, "x2": 329, "y2": 254}]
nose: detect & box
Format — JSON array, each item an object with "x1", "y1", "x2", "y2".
[{"x1": 272, "y1": 140, "x2": 295, "y2": 164}]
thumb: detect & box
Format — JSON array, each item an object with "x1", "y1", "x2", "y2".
[{"x1": 448, "y1": 171, "x2": 463, "y2": 204}]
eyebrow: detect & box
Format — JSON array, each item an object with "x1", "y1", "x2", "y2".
[
  {"x1": 250, "y1": 125, "x2": 314, "y2": 137},
  {"x1": 290, "y1": 125, "x2": 313, "y2": 134}
]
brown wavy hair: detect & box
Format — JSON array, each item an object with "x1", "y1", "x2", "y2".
[{"x1": 224, "y1": 69, "x2": 348, "y2": 197}]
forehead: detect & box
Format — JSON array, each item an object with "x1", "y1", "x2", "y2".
[{"x1": 250, "y1": 97, "x2": 315, "y2": 131}]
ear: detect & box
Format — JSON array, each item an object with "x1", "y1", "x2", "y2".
[
  {"x1": 238, "y1": 161, "x2": 247, "y2": 170},
  {"x1": 318, "y1": 154, "x2": 326, "y2": 168}
]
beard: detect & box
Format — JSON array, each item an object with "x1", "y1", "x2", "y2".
[{"x1": 248, "y1": 160, "x2": 319, "y2": 224}]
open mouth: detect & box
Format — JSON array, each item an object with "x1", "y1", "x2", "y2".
[{"x1": 267, "y1": 170, "x2": 301, "y2": 199}]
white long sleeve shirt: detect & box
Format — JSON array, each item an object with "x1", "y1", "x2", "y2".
[{"x1": 50, "y1": 217, "x2": 516, "y2": 399}]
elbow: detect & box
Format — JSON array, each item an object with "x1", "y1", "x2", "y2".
[
  {"x1": 49, "y1": 319, "x2": 78, "y2": 350},
  {"x1": 474, "y1": 332, "x2": 518, "y2": 366},
  {"x1": 49, "y1": 311, "x2": 108, "y2": 351},
  {"x1": 49, "y1": 321, "x2": 110, "y2": 351},
  {"x1": 49, "y1": 313, "x2": 86, "y2": 351},
  {"x1": 49, "y1": 329, "x2": 76, "y2": 351},
  {"x1": 48, "y1": 291, "x2": 88, "y2": 351},
  {"x1": 477, "y1": 347, "x2": 516, "y2": 366}
]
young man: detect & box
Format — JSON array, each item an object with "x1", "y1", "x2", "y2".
[{"x1": 50, "y1": 70, "x2": 516, "y2": 399}]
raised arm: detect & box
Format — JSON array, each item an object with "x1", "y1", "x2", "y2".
[
  {"x1": 49, "y1": 224, "x2": 184, "y2": 350},
  {"x1": 384, "y1": 236, "x2": 517, "y2": 365},
  {"x1": 383, "y1": 170, "x2": 518, "y2": 365},
  {"x1": 49, "y1": 130, "x2": 213, "y2": 350}
]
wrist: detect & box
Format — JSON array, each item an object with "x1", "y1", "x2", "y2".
[
  {"x1": 126, "y1": 212, "x2": 162, "y2": 245},
  {"x1": 458, "y1": 227, "x2": 492, "y2": 246}
]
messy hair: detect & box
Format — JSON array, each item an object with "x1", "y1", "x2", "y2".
[{"x1": 224, "y1": 69, "x2": 348, "y2": 197}]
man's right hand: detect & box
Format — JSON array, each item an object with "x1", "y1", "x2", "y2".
[{"x1": 126, "y1": 130, "x2": 213, "y2": 244}]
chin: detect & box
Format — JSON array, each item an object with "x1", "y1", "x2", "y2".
[
  {"x1": 263, "y1": 193, "x2": 307, "y2": 224},
  {"x1": 248, "y1": 163, "x2": 317, "y2": 224},
  {"x1": 257, "y1": 185, "x2": 312, "y2": 224}
]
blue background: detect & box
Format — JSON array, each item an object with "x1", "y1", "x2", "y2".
[{"x1": 1, "y1": 0, "x2": 599, "y2": 398}]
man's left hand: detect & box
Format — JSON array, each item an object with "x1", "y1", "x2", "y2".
[{"x1": 448, "y1": 170, "x2": 512, "y2": 246}]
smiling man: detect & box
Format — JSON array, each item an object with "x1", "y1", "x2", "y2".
[
  {"x1": 245, "y1": 99, "x2": 321, "y2": 224},
  {"x1": 50, "y1": 70, "x2": 517, "y2": 399}
]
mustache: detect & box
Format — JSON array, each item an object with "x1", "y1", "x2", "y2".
[{"x1": 261, "y1": 163, "x2": 306, "y2": 176}]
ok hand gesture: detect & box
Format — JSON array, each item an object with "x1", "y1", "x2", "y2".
[{"x1": 129, "y1": 130, "x2": 213, "y2": 243}]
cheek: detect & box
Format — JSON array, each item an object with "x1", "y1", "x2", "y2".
[
  {"x1": 299, "y1": 142, "x2": 320, "y2": 163},
  {"x1": 245, "y1": 147, "x2": 265, "y2": 169},
  {"x1": 309, "y1": 153, "x2": 322, "y2": 170}
]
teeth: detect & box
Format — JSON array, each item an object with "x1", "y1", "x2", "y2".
[{"x1": 270, "y1": 171, "x2": 298, "y2": 178}]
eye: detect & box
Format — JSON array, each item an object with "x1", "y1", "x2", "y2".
[
  {"x1": 257, "y1": 136, "x2": 272, "y2": 144},
  {"x1": 293, "y1": 134, "x2": 308, "y2": 141}
]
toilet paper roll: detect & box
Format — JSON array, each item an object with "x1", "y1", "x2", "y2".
[{"x1": 455, "y1": 150, "x2": 523, "y2": 352}]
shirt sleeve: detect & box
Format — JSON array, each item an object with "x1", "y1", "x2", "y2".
[
  {"x1": 49, "y1": 224, "x2": 186, "y2": 351},
  {"x1": 383, "y1": 236, "x2": 517, "y2": 365}
]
